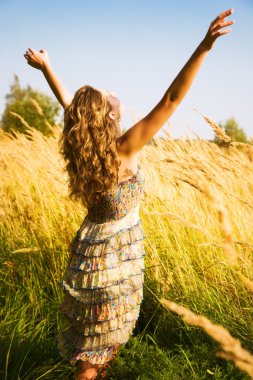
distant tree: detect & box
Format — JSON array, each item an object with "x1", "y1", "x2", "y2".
[
  {"x1": 1, "y1": 74, "x2": 61, "y2": 136},
  {"x1": 213, "y1": 117, "x2": 248, "y2": 146}
]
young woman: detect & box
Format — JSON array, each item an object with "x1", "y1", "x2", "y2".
[{"x1": 24, "y1": 8, "x2": 234, "y2": 380}]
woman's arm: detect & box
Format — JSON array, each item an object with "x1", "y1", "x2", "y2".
[
  {"x1": 117, "y1": 8, "x2": 235, "y2": 156},
  {"x1": 162, "y1": 8, "x2": 235, "y2": 105},
  {"x1": 24, "y1": 48, "x2": 73, "y2": 109}
]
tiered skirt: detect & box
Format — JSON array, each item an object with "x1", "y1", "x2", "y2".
[{"x1": 56, "y1": 203, "x2": 146, "y2": 367}]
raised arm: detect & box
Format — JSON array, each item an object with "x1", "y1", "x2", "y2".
[
  {"x1": 24, "y1": 48, "x2": 73, "y2": 109},
  {"x1": 117, "y1": 8, "x2": 235, "y2": 156}
]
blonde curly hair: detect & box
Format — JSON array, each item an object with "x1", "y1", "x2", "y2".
[{"x1": 58, "y1": 85, "x2": 122, "y2": 208}]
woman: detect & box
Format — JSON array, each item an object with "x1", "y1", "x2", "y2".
[{"x1": 24, "y1": 8, "x2": 234, "y2": 380}]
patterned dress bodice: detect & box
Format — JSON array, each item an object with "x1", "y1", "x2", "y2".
[{"x1": 86, "y1": 163, "x2": 145, "y2": 224}]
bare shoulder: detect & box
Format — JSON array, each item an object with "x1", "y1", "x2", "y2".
[
  {"x1": 116, "y1": 137, "x2": 140, "y2": 182},
  {"x1": 115, "y1": 98, "x2": 177, "y2": 155}
]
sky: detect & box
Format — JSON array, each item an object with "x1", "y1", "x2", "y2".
[{"x1": 0, "y1": 0, "x2": 252, "y2": 140}]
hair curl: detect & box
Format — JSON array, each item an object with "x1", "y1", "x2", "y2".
[{"x1": 58, "y1": 85, "x2": 121, "y2": 208}]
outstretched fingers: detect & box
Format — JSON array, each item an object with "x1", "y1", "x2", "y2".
[
  {"x1": 212, "y1": 8, "x2": 234, "y2": 26},
  {"x1": 202, "y1": 8, "x2": 235, "y2": 50},
  {"x1": 24, "y1": 48, "x2": 33, "y2": 59},
  {"x1": 28, "y1": 47, "x2": 35, "y2": 54},
  {"x1": 24, "y1": 52, "x2": 31, "y2": 62},
  {"x1": 214, "y1": 29, "x2": 231, "y2": 37},
  {"x1": 211, "y1": 19, "x2": 235, "y2": 36},
  {"x1": 209, "y1": 8, "x2": 235, "y2": 38},
  {"x1": 213, "y1": 19, "x2": 235, "y2": 30}
]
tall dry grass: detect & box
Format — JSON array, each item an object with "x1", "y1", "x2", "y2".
[
  {"x1": 160, "y1": 297, "x2": 253, "y2": 378},
  {"x1": 1, "y1": 106, "x2": 253, "y2": 378}
]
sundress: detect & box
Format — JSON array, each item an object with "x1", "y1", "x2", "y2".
[{"x1": 56, "y1": 162, "x2": 146, "y2": 370}]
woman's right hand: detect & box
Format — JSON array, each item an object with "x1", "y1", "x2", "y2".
[
  {"x1": 24, "y1": 48, "x2": 50, "y2": 71},
  {"x1": 201, "y1": 8, "x2": 235, "y2": 51}
]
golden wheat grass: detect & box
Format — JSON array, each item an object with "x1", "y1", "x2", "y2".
[
  {"x1": 1, "y1": 108, "x2": 253, "y2": 378},
  {"x1": 160, "y1": 298, "x2": 253, "y2": 379}
]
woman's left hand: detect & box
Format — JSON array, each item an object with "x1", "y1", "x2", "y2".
[{"x1": 24, "y1": 48, "x2": 50, "y2": 71}]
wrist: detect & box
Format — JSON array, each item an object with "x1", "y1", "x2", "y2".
[
  {"x1": 41, "y1": 60, "x2": 51, "y2": 73},
  {"x1": 198, "y1": 39, "x2": 212, "y2": 52}
]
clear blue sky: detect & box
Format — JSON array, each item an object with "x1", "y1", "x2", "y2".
[{"x1": 0, "y1": 0, "x2": 252, "y2": 139}]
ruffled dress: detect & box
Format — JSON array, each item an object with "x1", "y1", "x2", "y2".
[{"x1": 57, "y1": 163, "x2": 146, "y2": 369}]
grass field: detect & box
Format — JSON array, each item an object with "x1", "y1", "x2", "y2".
[{"x1": 1, "y1": 115, "x2": 253, "y2": 379}]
